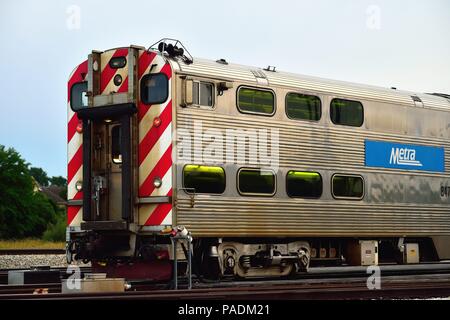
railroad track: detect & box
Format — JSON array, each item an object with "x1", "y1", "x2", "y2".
[
  {"x1": 1, "y1": 263, "x2": 450, "y2": 299},
  {"x1": 1, "y1": 274, "x2": 450, "y2": 300},
  {"x1": 0, "y1": 249, "x2": 65, "y2": 255}
]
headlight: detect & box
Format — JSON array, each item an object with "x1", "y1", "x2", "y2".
[
  {"x1": 75, "y1": 181, "x2": 83, "y2": 192},
  {"x1": 153, "y1": 177, "x2": 162, "y2": 188}
]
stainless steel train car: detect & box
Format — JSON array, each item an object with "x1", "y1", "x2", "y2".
[{"x1": 66, "y1": 39, "x2": 450, "y2": 279}]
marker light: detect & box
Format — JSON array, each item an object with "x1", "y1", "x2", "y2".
[
  {"x1": 113, "y1": 74, "x2": 123, "y2": 86},
  {"x1": 76, "y1": 121, "x2": 83, "y2": 134},
  {"x1": 153, "y1": 117, "x2": 161, "y2": 127},
  {"x1": 153, "y1": 177, "x2": 162, "y2": 188},
  {"x1": 75, "y1": 180, "x2": 83, "y2": 192}
]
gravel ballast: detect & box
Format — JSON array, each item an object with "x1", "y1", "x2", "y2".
[{"x1": 0, "y1": 254, "x2": 88, "y2": 269}]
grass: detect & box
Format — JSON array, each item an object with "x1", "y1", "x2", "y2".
[{"x1": 0, "y1": 239, "x2": 65, "y2": 249}]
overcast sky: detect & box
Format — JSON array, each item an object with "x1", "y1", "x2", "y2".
[{"x1": 0, "y1": 0, "x2": 449, "y2": 177}]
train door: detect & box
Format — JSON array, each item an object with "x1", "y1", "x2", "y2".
[
  {"x1": 89, "y1": 122, "x2": 124, "y2": 222},
  {"x1": 77, "y1": 47, "x2": 139, "y2": 229},
  {"x1": 82, "y1": 111, "x2": 135, "y2": 229}
]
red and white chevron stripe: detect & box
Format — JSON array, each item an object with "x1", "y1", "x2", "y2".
[
  {"x1": 67, "y1": 49, "x2": 173, "y2": 228},
  {"x1": 67, "y1": 60, "x2": 87, "y2": 227},
  {"x1": 137, "y1": 51, "x2": 173, "y2": 226},
  {"x1": 100, "y1": 48, "x2": 129, "y2": 94}
]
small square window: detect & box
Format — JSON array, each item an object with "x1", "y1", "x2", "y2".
[{"x1": 193, "y1": 81, "x2": 214, "y2": 107}]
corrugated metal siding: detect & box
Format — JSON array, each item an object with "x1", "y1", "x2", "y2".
[
  {"x1": 180, "y1": 59, "x2": 256, "y2": 83},
  {"x1": 174, "y1": 57, "x2": 450, "y2": 238},
  {"x1": 177, "y1": 112, "x2": 450, "y2": 174},
  {"x1": 176, "y1": 196, "x2": 450, "y2": 237},
  {"x1": 175, "y1": 111, "x2": 450, "y2": 237},
  {"x1": 177, "y1": 58, "x2": 450, "y2": 111}
]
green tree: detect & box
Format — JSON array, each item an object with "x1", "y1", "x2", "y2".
[
  {"x1": 49, "y1": 176, "x2": 67, "y2": 187},
  {"x1": 29, "y1": 167, "x2": 49, "y2": 187},
  {"x1": 0, "y1": 145, "x2": 57, "y2": 239}
]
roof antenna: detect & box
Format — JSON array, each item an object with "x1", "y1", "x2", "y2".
[
  {"x1": 264, "y1": 65, "x2": 276, "y2": 72},
  {"x1": 148, "y1": 38, "x2": 193, "y2": 64}
]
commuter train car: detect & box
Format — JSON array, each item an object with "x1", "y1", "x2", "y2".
[{"x1": 67, "y1": 39, "x2": 450, "y2": 280}]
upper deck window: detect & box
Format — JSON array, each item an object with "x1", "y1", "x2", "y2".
[
  {"x1": 286, "y1": 93, "x2": 321, "y2": 121},
  {"x1": 141, "y1": 73, "x2": 169, "y2": 105},
  {"x1": 193, "y1": 81, "x2": 214, "y2": 107},
  {"x1": 237, "y1": 87, "x2": 275, "y2": 115},
  {"x1": 70, "y1": 82, "x2": 88, "y2": 111},
  {"x1": 330, "y1": 98, "x2": 364, "y2": 127}
]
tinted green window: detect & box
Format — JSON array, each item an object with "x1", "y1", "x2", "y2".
[
  {"x1": 183, "y1": 165, "x2": 225, "y2": 194},
  {"x1": 238, "y1": 169, "x2": 275, "y2": 195},
  {"x1": 286, "y1": 93, "x2": 321, "y2": 121},
  {"x1": 70, "y1": 82, "x2": 88, "y2": 111},
  {"x1": 332, "y1": 175, "x2": 364, "y2": 199},
  {"x1": 238, "y1": 87, "x2": 274, "y2": 115},
  {"x1": 287, "y1": 171, "x2": 322, "y2": 198},
  {"x1": 330, "y1": 99, "x2": 364, "y2": 127}
]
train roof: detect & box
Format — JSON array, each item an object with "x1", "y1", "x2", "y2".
[{"x1": 171, "y1": 55, "x2": 450, "y2": 111}]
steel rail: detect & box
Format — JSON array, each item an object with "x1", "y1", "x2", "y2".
[{"x1": 1, "y1": 274, "x2": 450, "y2": 300}]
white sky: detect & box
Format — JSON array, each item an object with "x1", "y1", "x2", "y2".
[{"x1": 0, "y1": 0, "x2": 449, "y2": 176}]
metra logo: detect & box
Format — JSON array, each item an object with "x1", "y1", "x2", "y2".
[
  {"x1": 365, "y1": 140, "x2": 444, "y2": 172},
  {"x1": 389, "y1": 147, "x2": 422, "y2": 167}
]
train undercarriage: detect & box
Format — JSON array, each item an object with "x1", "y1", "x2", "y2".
[{"x1": 67, "y1": 230, "x2": 441, "y2": 281}]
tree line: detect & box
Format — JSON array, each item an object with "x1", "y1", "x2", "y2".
[{"x1": 0, "y1": 145, "x2": 66, "y2": 240}]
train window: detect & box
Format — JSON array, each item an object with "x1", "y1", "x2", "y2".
[
  {"x1": 183, "y1": 165, "x2": 225, "y2": 194},
  {"x1": 238, "y1": 169, "x2": 276, "y2": 195},
  {"x1": 286, "y1": 93, "x2": 321, "y2": 121},
  {"x1": 141, "y1": 73, "x2": 169, "y2": 105},
  {"x1": 70, "y1": 82, "x2": 88, "y2": 111},
  {"x1": 330, "y1": 98, "x2": 364, "y2": 127},
  {"x1": 332, "y1": 174, "x2": 364, "y2": 199},
  {"x1": 237, "y1": 87, "x2": 275, "y2": 115},
  {"x1": 192, "y1": 81, "x2": 214, "y2": 107},
  {"x1": 286, "y1": 171, "x2": 322, "y2": 198},
  {"x1": 111, "y1": 125, "x2": 122, "y2": 164}
]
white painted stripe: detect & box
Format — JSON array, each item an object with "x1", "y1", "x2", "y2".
[
  {"x1": 138, "y1": 204, "x2": 156, "y2": 225},
  {"x1": 138, "y1": 98, "x2": 170, "y2": 144},
  {"x1": 102, "y1": 56, "x2": 129, "y2": 94},
  {"x1": 69, "y1": 207, "x2": 83, "y2": 227},
  {"x1": 68, "y1": 107, "x2": 75, "y2": 122},
  {"x1": 160, "y1": 209, "x2": 172, "y2": 226},
  {"x1": 68, "y1": 128, "x2": 82, "y2": 163},
  {"x1": 100, "y1": 50, "x2": 116, "y2": 72},
  {"x1": 139, "y1": 53, "x2": 164, "y2": 81},
  {"x1": 139, "y1": 123, "x2": 172, "y2": 186}
]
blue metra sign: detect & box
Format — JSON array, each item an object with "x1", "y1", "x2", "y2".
[{"x1": 365, "y1": 140, "x2": 445, "y2": 172}]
